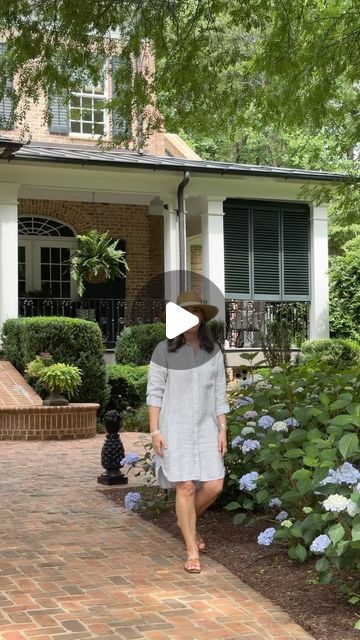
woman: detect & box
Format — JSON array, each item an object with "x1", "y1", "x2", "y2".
[{"x1": 146, "y1": 291, "x2": 229, "y2": 573}]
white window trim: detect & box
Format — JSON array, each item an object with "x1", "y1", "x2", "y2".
[{"x1": 69, "y1": 74, "x2": 110, "y2": 140}]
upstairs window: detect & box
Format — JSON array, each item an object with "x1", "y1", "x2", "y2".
[{"x1": 70, "y1": 82, "x2": 107, "y2": 136}]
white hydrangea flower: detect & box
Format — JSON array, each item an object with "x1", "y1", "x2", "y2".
[
  {"x1": 322, "y1": 494, "x2": 348, "y2": 513},
  {"x1": 302, "y1": 507, "x2": 313, "y2": 514},
  {"x1": 255, "y1": 380, "x2": 272, "y2": 391},
  {"x1": 294, "y1": 386, "x2": 304, "y2": 393},
  {"x1": 272, "y1": 421, "x2": 288, "y2": 433},
  {"x1": 271, "y1": 366, "x2": 283, "y2": 374},
  {"x1": 281, "y1": 520, "x2": 293, "y2": 528}
]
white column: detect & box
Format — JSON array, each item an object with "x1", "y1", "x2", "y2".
[
  {"x1": 201, "y1": 198, "x2": 226, "y2": 322},
  {"x1": 309, "y1": 205, "x2": 329, "y2": 339},
  {"x1": 163, "y1": 204, "x2": 180, "y2": 301},
  {"x1": 0, "y1": 184, "x2": 19, "y2": 337}
]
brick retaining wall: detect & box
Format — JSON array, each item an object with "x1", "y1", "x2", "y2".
[{"x1": 0, "y1": 404, "x2": 99, "y2": 440}]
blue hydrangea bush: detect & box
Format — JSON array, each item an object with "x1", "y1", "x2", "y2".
[{"x1": 225, "y1": 360, "x2": 360, "y2": 612}]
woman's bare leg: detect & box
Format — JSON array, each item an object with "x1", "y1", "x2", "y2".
[
  {"x1": 195, "y1": 479, "x2": 224, "y2": 517},
  {"x1": 176, "y1": 481, "x2": 199, "y2": 563}
]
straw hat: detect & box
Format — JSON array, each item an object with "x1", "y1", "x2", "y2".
[{"x1": 162, "y1": 291, "x2": 218, "y2": 323}]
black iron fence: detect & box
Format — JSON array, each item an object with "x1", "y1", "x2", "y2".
[
  {"x1": 19, "y1": 298, "x2": 166, "y2": 348},
  {"x1": 225, "y1": 300, "x2": 310, "y2": 349},
  {"x1": 19, "y1": 297, "x2": 309, "y2": 351}
]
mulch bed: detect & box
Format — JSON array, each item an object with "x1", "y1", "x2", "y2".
[{"x1": 104, "y1": 487, "x2": 360, "y2": 640}]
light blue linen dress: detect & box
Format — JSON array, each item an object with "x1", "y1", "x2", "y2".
[{"x1": 146, "y1": 340, "x2": 230, "y2": 489}]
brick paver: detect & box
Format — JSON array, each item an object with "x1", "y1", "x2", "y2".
[{"x1": 0, "y1": 433, "x2": 314, "y2": 640}]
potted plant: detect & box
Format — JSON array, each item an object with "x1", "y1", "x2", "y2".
[
  {"x1": 26, "y1": 356, "x2": 82, "y2": 405},
  {"x1": 69, "y1": 229, "x2": 128, "y2": 296}
]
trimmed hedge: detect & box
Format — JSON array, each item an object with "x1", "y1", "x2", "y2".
[
  {"x1": 107, "y1": 363, "x2": 148, "y2": 412},
  {"x1": 115, "y1": 319, "x2": 225, "y2": 366},
  {"x1": 115, "y1": 323, "x2": 166, "y2": 365},
  {"x1": 1, "y1": 316, "x2": 109, "y2": 409},
  {"x1": 301, "y1": 337, "x2": 360, "y2": 368}
]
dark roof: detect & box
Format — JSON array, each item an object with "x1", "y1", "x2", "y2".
[{"x1": 4, "y1": 140, "x2": 347, "y2": 182}]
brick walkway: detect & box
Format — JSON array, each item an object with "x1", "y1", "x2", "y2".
[{"x1": 0, "y1": 434, "x2": 314, "y2": 640}]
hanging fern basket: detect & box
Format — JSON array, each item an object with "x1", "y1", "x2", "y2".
[{"x1": 84, "y1": 270, "x2": 107, "y2": 285}]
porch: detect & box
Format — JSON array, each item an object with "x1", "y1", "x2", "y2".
[{"x1": 0, "y1": 141, "x2": 335, "y2": 352}]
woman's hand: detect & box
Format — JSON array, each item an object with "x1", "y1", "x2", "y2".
[
  {"x1": 152, "y1": 433, "x2": 168, "y2": 457},
  {"x1": 218, "y1": 430, "x2": 227, "y2": 457}
]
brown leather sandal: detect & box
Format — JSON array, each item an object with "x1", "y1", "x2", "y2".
[{"x1": 184, "y1": 557, "x2": 202, "y2": 573}]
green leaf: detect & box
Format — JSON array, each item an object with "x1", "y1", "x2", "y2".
[
  {"x1": 352, "y1": 522, "x2": 360, "y2": 542},
  {"x1": 330, "y1": 414, "x2": 357, "y2": 426},
  {"x1": 302, "y1": 456, "x2": 318, "y2": 467},
  {"x1": 315, "y1": 557, "x2": 329, "y2": 572},
  {"x1": 319, "y1": 392, "x2": 330, "y2": 406},
  {"x1": 338, "y1": 433, "x2": 359, "y2": 459},
  {"x1": 290, "y1": 544, "x2": 307, "y2": 562},
  {"x1": 284, "y1": 448, "x2": 304, "y2": 459},
  {"x1": 348, "y1": 596, "x2": 360, "y2": 605},
  {"x1": 328, "y1": 523, "x2": 345, "y2": 545},
  {"x1": 255, "y1": 489, "x2": 268, "y2": 503},
  {"x1": 292, "y1": 469, "x2": 312, "y2": 481},
  {"x1": 225, "y1": 501, "x2": 241, "y2": 511},
  {"x1": 233, "y1": 512, "x2": 247, "y2": 526},
  {"x1": 355, "y1": 620, "x2": 360, "y2": 630},
  {"x1": 243, "y1": 499, "x2": 254, "y2": 510}
]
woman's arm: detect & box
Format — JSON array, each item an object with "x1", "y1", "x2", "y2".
[{"x1": 146, "y1": 344, "x2": 168, "y2": 455}]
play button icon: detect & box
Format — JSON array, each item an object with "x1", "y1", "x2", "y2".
[{"x1": 165, "y1": 302, "x2": 199, "y2": 339}]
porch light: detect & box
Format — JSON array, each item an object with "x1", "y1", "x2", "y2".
[{"x1": 0, "y1": 137, "x2": 23, "y2": 159}]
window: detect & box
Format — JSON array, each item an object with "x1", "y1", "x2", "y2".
[
  {"x1": 18, "y1": 216, "x2": 76, "y2": 298},
  {"x1": 70, "y1": 82, "x2": 107, "y2": 136},
  {"x1": 224, "y1": 200, "x2": 310, "y2": 301}
]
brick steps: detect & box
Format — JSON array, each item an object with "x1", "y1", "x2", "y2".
[{"x1": 0, "y1": 361, "x2": 99, "y2": 440}]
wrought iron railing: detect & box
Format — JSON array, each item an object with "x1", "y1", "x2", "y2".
[
  {"x1": 19, "y1": 297, "x2": 309, "y2": 351},
  {"x1": 19, "y1": 298, "x2": 166, "y2": 348},
  {"x1": 225, "y1": 300, "x2": 310, "y2": 349}
]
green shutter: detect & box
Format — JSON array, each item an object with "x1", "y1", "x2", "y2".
[
  {"x1": 224, "y1": 202, "x2": 250, "y2": 297},
  {"x1": 112, "y1": 56, "x2": 132, "y2": 140},
  {"x1": 49, "y1": 94, "x2": 69, "y2": 134},
  {"x1": 282, "y1": 207, "x2": 310, "y2": 299},
  {"x1": 253, "y1": 206, "x2": 280, "y2": 298},
  {"x1": 0, "y1": 43, "x2": 14, "y2": 129}
]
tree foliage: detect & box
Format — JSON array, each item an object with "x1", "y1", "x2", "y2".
[{"x1": 0, "y1": 0, "x2": 359, "y2": 153}]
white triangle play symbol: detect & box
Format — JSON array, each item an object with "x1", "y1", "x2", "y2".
[{"x1": 165, "y1": 302, "x2": 199, "y2": 339}]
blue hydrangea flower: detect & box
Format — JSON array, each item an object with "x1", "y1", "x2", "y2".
[
  {"x1": 346, "y1": 499, "x2": 359, "y2": 517},
  {"x1": 244, "y1": 410, "x2": 258, "y2": 420},
  {"x1": 231, "y1": 435, "x2": 243, "y2": 448},
  {"x1": 124, "y1": 491, "x2": 142, "y2": 511},
  {"x1": 269, "y1": 497, "x2": 282, "y2": 508},
  {"x1": 236, "y1": 396, "x2": 254, "y2": 408},
  {"x1": 284, "y1": 417, "x2": 300, "y2": 428},
  {"x1": 239, "y1": 471, "x2": 259, "y2": 491},
  {"x1": 320, "y1": 462, "x2": 360, "y2": 487},
  {"x1": 242, "y1": 439, "x2": 261, "y2": 454},
  {"x1": 121, "y1": 453, "x2": 140, "y2": 466},
  {"x1": 310, "y1": 534, "x2": 331, "y2": 554},
  {"x1": 257, "y1": 527, "x2": 276, "y2": 546},
  {"x1": 275, "y1": 510, "x2": 288, "y2": 522},
  {"x1": 257, "y1": 415, "x2": 275, "y2": 430}
]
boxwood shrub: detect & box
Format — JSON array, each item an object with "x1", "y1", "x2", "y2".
[
  {"x1": 1, "y1": 316, "x2": 109, "y2": 409},
  {"x1": 107, "y1": 363, "x2": 148, "y2": 412},
  {"x1": 115, "y1": 319, "x2": 225, "y2": 366},
  {"x1": 115, "y1": 323, "x2": 166, "y2": 365},
  {"x1": 301, "y1": 338, "x2": 360, "y2": 368}
]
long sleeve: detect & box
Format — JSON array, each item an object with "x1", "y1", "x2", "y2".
[
  {"x1": 215, "y1": 350, "x2": 230, "y2": 416},
  {"x1": 146, "y1": 343, "x2": 168, "y2": 407}
]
